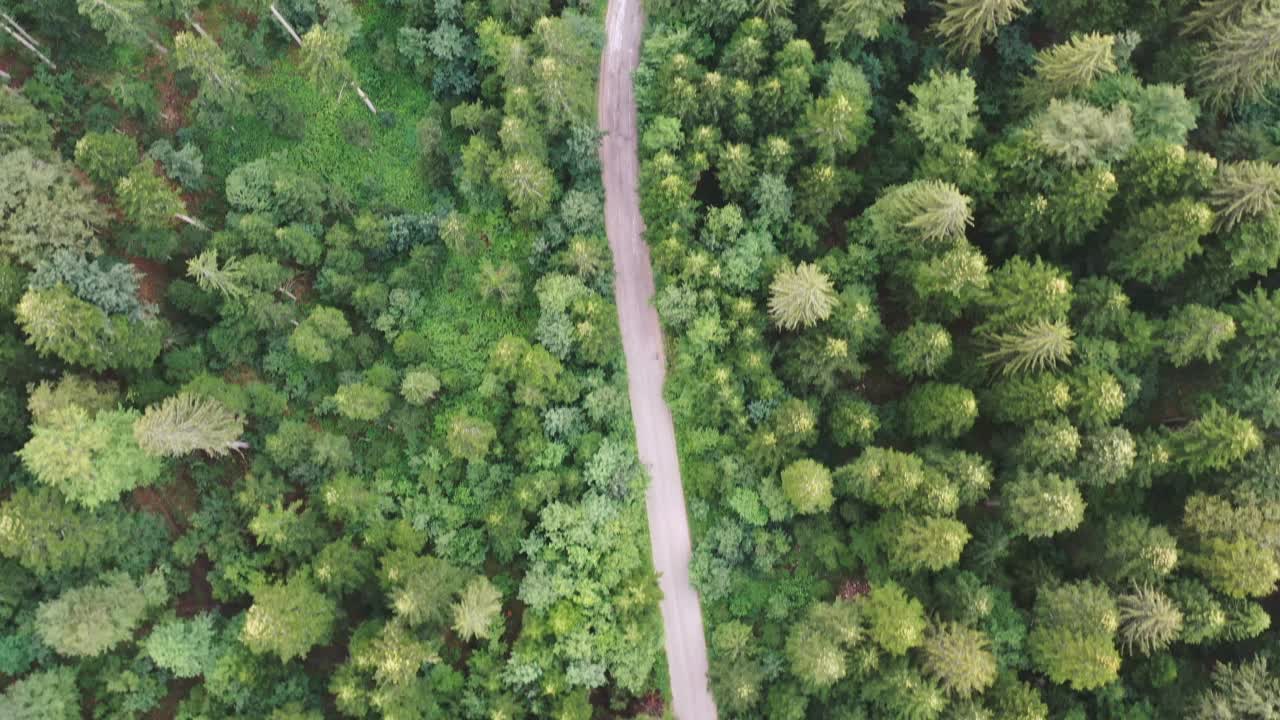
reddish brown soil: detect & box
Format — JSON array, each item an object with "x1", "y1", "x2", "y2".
[{"x1": 130, "y1": 256, "x2": 171, "y2": 306}]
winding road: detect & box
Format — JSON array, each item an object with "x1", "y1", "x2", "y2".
[{"x1": 597, "y1": 1, "x2": 719, "y2": 718}]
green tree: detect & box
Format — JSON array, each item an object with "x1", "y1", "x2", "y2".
[
  {"x1": 863, "y1": 581, "x2": 926, "y2": 655},
  {"x1": 0, "y1": 486, "x2": 130, "y2": 577},
  {"x1": 902, "y1": 70, "x2": 979, "y2": 148},
  {"x1": 290, "y1": 307, "x2": 353, "y2": 364},
  {"x1": 20, "y1": 406, "x2": 164, "y2": 508},
  {"x1": 889, "y1": 322, "x2": 952, "y2": 378},
  {"x1": 333, "y1": 383, "x2": 392, "y2": 421},
  {"x1": 768, "y1": 262, "x2": 838, "y2": 330},
  {"x1": 1194, "y1": 3, "x2": 1280, "y2": 109},
  {"x1": 401, "y1": 366, "x2": 442, "y2": 405},
  {"x1": 785, "y1": 601, "x2": 861, "y2": 689},
  {"x1": 0, "y1": 666, "x2": 79, "y2": 720},
  {"x1": 1110, "y1": 199, "x2": 1214, "y2": 283},
  {"x1": 920, "y1": 622, "x2": 997, "y2": 696},
  {"x1": 781, "y1": 458, "x2": 835, "y2": 515},
  {"x1": 478, "y1": 259, "x2": 523, "y2": 306},
  {"x1": 134, "y1": 393, "x2": 245, "y2": 457},
  {"x1": 1210, "y1": 160, "x2": 1280, "y2": 231},
  {"x1": 1175, "y1": 403, "x2": 1262, "y2": 475},
  {"x1": 0, "y1": 149, "x2": 105, "y2": 265},
  {"x1": 933, "y1": 0, "x2": 1028, "y2": 58},
  {"x1": 446, "y1": 413, "x2": 497, "y2": 461},
  {"x1": 877, "y1": 513, "x2": 970, "y2": 572},
  {"x1": 242, "y1": 574, "x2": 337, "y2": 662},
  {"x1": 186, "y1": 249, "x2": 249, "y2": 300},
  {"x1": 1031, "y1": 99, "x2": 1134, "y2": 167},
  {"x1": 0, "y1": 89, "x2": 54, "y2": 157},
  {"x1": 801, "y1": 62, "x2": 873, "y2": 161},
  {"x1": 1027, "y1": 581, "x2": 1120, "y2": 690},
  {"x1": 1034, "y1": 33, "x2": 1117, "y2": 97},
  {"x1": 817, "y1": 0, "x2": 904, "y2": 45},
  {"x1": 451, "y1": 576, "x2": 503, "y2": 641},
  {"x1": 1004, "y1": 470, "x2": 1085, "y2": 538},
  {"x1": 299, "y1": 26, "x2": 355, "y2": 94},
  {"x1": 74, "y1": 131, "x2": 137, "y2": 186},
  {"x1": 1164, "y1": 304, "x2": 1236, "y2": 366},
  {"x1": 496, "y1": 155, "x2": 557, "y2": 224},
  {"x1": 901, "y1": 382, "x2": 978, "y2": 439},
  {"x1": 145, "y1": 614, "x2": 219, "y2": 677},
  {"x1": 116, "y1": 163, "x2": 183, "y2": 231},
  {"x1": 36, "y1": 570, "x2": 166, "y2": 657},
  {"x1": 174, "y1": 31, "x2": 249, "y2": 112}
]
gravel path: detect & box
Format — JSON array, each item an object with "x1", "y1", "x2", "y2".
[{"x1": 597, "y1": 1, "x2": 718, "y2": 718}]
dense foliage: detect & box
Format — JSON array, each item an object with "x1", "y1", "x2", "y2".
[
  {"x1": 0, "y1": 0, "x2": 666, "y2": 717},
  {"x1": 637, "y1": 0, "x2": 1280, "y2": 717}
]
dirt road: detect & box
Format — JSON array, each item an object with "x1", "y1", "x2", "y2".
[{"x1": 597, "y1": 1, "x2": 719, "y2": 718}]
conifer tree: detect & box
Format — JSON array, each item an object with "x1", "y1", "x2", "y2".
[
  {"x1": 768, "y1": 262, "x2": 838, "y2": 330},
  {"x1": 920, "y1": 622, "x2": 997, "y2": 696},
  {"x1": 1034, "y1": 33, "x2": 1117, "y2": 97},
  {"x1": 451, "y1": 576, "x2": 503, "y2": 641},
  {"x1": 933, "y1": 0, "x2": 1028, "y2": 58},
  {"x1": 134, "y1": 393, "x2": 246, "y2": 457}
]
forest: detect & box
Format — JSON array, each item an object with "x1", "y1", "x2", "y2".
[
  {"x1": 637, "y1": 0, "x2": 1280, "y2": 718},
  {"x1": 4, "y1": 0, "x2": 1280, "y2": 718}
]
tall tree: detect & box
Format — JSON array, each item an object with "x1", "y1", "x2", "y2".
[{"x1": 134, "y1": 393, "x2": 246, "y2": 457}]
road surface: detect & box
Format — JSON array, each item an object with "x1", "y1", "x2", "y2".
[{"x1": 597, "y1": 0, "x2": 719, "y2": 718}]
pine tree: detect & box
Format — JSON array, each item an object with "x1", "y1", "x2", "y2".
[
  {"x1": 1033, "y1": 33, "x2": 1117, "y2": 97},
  {"x1": 768, "y1": 262, "x2": 838, "y2": 330},
  {"x1": 0, "y1": 149, "x2": 106, "y2": 265},
  {"x1": 1210, "y1": 160, "x2": 1280, "y2": 231},
  {"x1": 1004, "y1": 470, "x2": 1085, "y2": 538},
  {"x1": 981, "y1": 320, "x2": 1075, "y2": 375},
  {"x1": 20, "y1": 406, "x2": 164, "y2": 508},
  {"x1": 817, "y1": 0, "x2": 905, "y2": 46},
  {"x1": 0, "y1": 666, "x2": 79, "y2": 720},
  {"x1": 902, "y1": 70, "x2": 979, "y2": 148},
  {"x1": 878, "y1": 513, "x2": 970, "y2": 572},
  {"x1": 933, "y1": 0, "x2": 1029, "y2": 58},
  {"x1": 889, "y1": 322, "x2": 953, "y2": 378},
  {"x1": 863, "y1": 581, "x2": 926, "y2": 655},
  {"x1": 1028, "y1": 581, "x2": 1120, "y2": 690},
  {"x1": 1117, "y1": 584, "x2": 1183, "y2": 655},
  {"x1": 186, "y1": 249, "x2": 249, "y2": 300},
  {"x1": 1194, "y1": 3, "x2": 1280, "y2": 109},
  {"x1": 36, "y1": 570, "x2": 166, "y2": 657},
  {"x1": 134, "y1": 393, "x2": 245, "y2": 457},
  {"x1": 451, "y1": 576, "x2": 503, "y2": 641},
  {"x1": 299, "y1": 26, "x2": 355, "y2": 94},
  {"x1": 174, "y1": 31, "x2": 249, "y2": 112},
  {"x1": 115, "y1": 163, "x2": 183, "y2": 231}
]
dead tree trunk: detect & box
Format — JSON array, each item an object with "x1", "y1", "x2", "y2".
[
  {"x1": 175, "y1": 213, "x2": 209, "y2": 231},
  {"x1": 268, "y1": 4, "x2": 303, "y2": 46},
  {"x1": 1, "y1": 14, "x2": 56, "y2": 69}
]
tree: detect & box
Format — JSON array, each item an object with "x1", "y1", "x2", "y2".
[
  {"x1": 0, "y1": 666, "x2": 79, "y2": 720},
  {"x1": 920, "y1": 622, "x2": 997, "y2": 696},
  {"x1": 768, "y1": 262, "x2": 838, "y2": 330},
  {"x1": 0, "y1": 486, "x2": 129, "y2": 577},
  {"x1": 1194, "y1": 3, "x2": 1280, "y2": 109},
  {"x1": 785, "y1": 601, "x2": 861, "y2": 689},
  {"x1": 0, "y1": 89, "x2": 53, "y2": 157},
  {"x1": 839, "y1": 447, "x2": 928, "y2": 508},
  {"x1": 0, "y1": 149, "x2": 105, "y2": 265},
  {"x1": 36, "y1": 570, "x2": 166, "y2": 657},
  {"x1": 1027, "y1": 581, "x2": 1120, "y2": 690},
  {"x1": 1004, "y1": 470, "x2": 1085, "y2": 538},
  {"x1": 299, "y1": 26, "x2": 355, "y2": 94},
  {"x1": 1032, "y1": 100, "x2": 1134, "y2": 168},
  {"x1": 781, "y1": 458, "x2": 835, "y2": 515},
  {"x1": 870, "y1": 179, "x2": 974, "y2": 248},
  {"x1": 902, "y1": 70, "x2": 979, "y2": 148},
  {"x1": 982, "y1": 320, "x2": 1074, "y2": 375},
  {"x1": 933, "y1": 0, "x2": 1028, "y2": 58},
  {"x1": 242, "y1": 574, "x2": 337, "y2": 662},
  {"x1": 889, "y1": 322, "x2": 952, "y2": 378},
  {"x1": 290, "y1": 307, "x2": 353, "y2": 364},
  {"x1": 1110, "y1": 199, "x2": 1214, "y2": 283},
  {"x1": 1210, "y1": 160, "x2": 1280, "y2": 231},
  {"x1": 74, "y1": 131, "x2": 137, "y2": 186},
  {"x1": 877, "y1": 513, "x2": 970, "y2": 572},
  {"x1": 333, "y1": 383, "x2": 392, "y2": 421},
  {"x1": 1117, "y1": 584, "x2": 1182, "y2": 656},
  {"x1": 1175, "y1": 403, "x2": 1261, "y2": 475},
  {"x1": 863, "y1": 581, "x2": 926, "y2": 655},
  {"x1": 186, "y1": 249, "x2": 249, "y2": 300},
  {"x1": 817, "y1": 0, "x2": 904, "y2": 46},
  {"x1": 20, "y1": 406, "x2": 164, "y2": 508},
  {"x1": 116, "y1": 163, "x2": 183, "y2": 231},
  {"x1": 478, "y1": 259, "x2": 523, "y2": 306},
  {"x1": 29, "y1": 250, "x2": 147, "y2": 318},
  {"x1": 451, "y1": 576, "x2": 503, "y2": 641},
  {"x1": 901, "y1": 382, "x2": 977, "y2": 440},
  {"x1": 1164, "y1": 304, "x2": 1236, "y2": 366},
  {"x1": 496, "y1": 155, "x2": 557, "y2": 223},
  {"x1": 145, "y1": 614, "x2": 219, "y2": 677},
  {"x1": 1033, "y1": 33, "x2": 1117, "y2": 97},
  {"x1": 1191, "y1": 658, "x2": 1280, "y2": 719},
  {"x1": 401, "y1": 366, "x2": 441, "y2": 405},
  {"x1": 134, "y1": 393, "x2": 246, "y2": 457},
  {"x1": 446, "y1": 413, "x2": 497, "y2": 461},
  {"x1": 174, "y1": 31, "x2": 249, "y2": 112},
  {"x1": 801, "y1": 62, "x2": 873, "y2": 161}
]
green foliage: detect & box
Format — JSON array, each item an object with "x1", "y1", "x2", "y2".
[
  {"x1": 0, "y1": 149, "x2": 105, "y2": 265},
  {"x1": 116, "y1": 163, "x2": 184, "y2": 231},
  {"x1": 29, "y1": 250, "x2": 147, "y2": 318},
  {"x1": 921, "y1": 622, "x2": 997, "y2": 696},
  {"x1": 36, "y1": 570, "x2": 166, "y2": 657},
  {"x1": 145, "y1": 614, "x2": 219, "y2": 677},
  {"x1": 16, "y1": 286, "x2": 165, "y2": 370},
  {"x1": 933, "y1": 0, "x2": 1028, "y2": 58},
  {"x1": 901, "y1": 382, "x2": 978, "y2": 439},
  {"x1": 242, "y1": 574, "x2": 336, "y2": 662},
  {"x1": 1117, "y1": 585, "x2": 1183, "y2": 656},
  {"x1": 818, "y1": 0, "x2": 905, "y2": 45},
  {"x1": 1034, "y1": 33, "x2": 1117, "y2": 97},
  {"x1": 863, "y1": 581, "x2": 926, "y2": 655},
  {"x1": 74, "y1": 131, "x2": 137, "y2": 186},
  {"x1": 451, "y1": 576, "x2": 503, "y2": 641},
  {"x1": 0, "y1": 90, "x2": 54, "y2": 157},
  {"x1": 981, "y1": 320, "x2": 1075, "y2": 375},
  {"x1": 781, "y1": 458, "x2": 835, "y2": 515},
  {"x1": 1028, "y1": 581, "x2": 1120, "y2": 690},
  {"x1": 1004, "y1": 470, "x2": 1085, "y2": 538},
  {"x1": 0, "y1": 666, "x2": 79, "y2": 720},
  {"x1": 1164, "y1": 304, "x2": 1236, "y2": 366},
  {"x1": 20, "y1": 407, "x2": 164, "y2": 508},
  {"x1": 889, "y1": 322, "x2": 952, "y2": 378}
]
